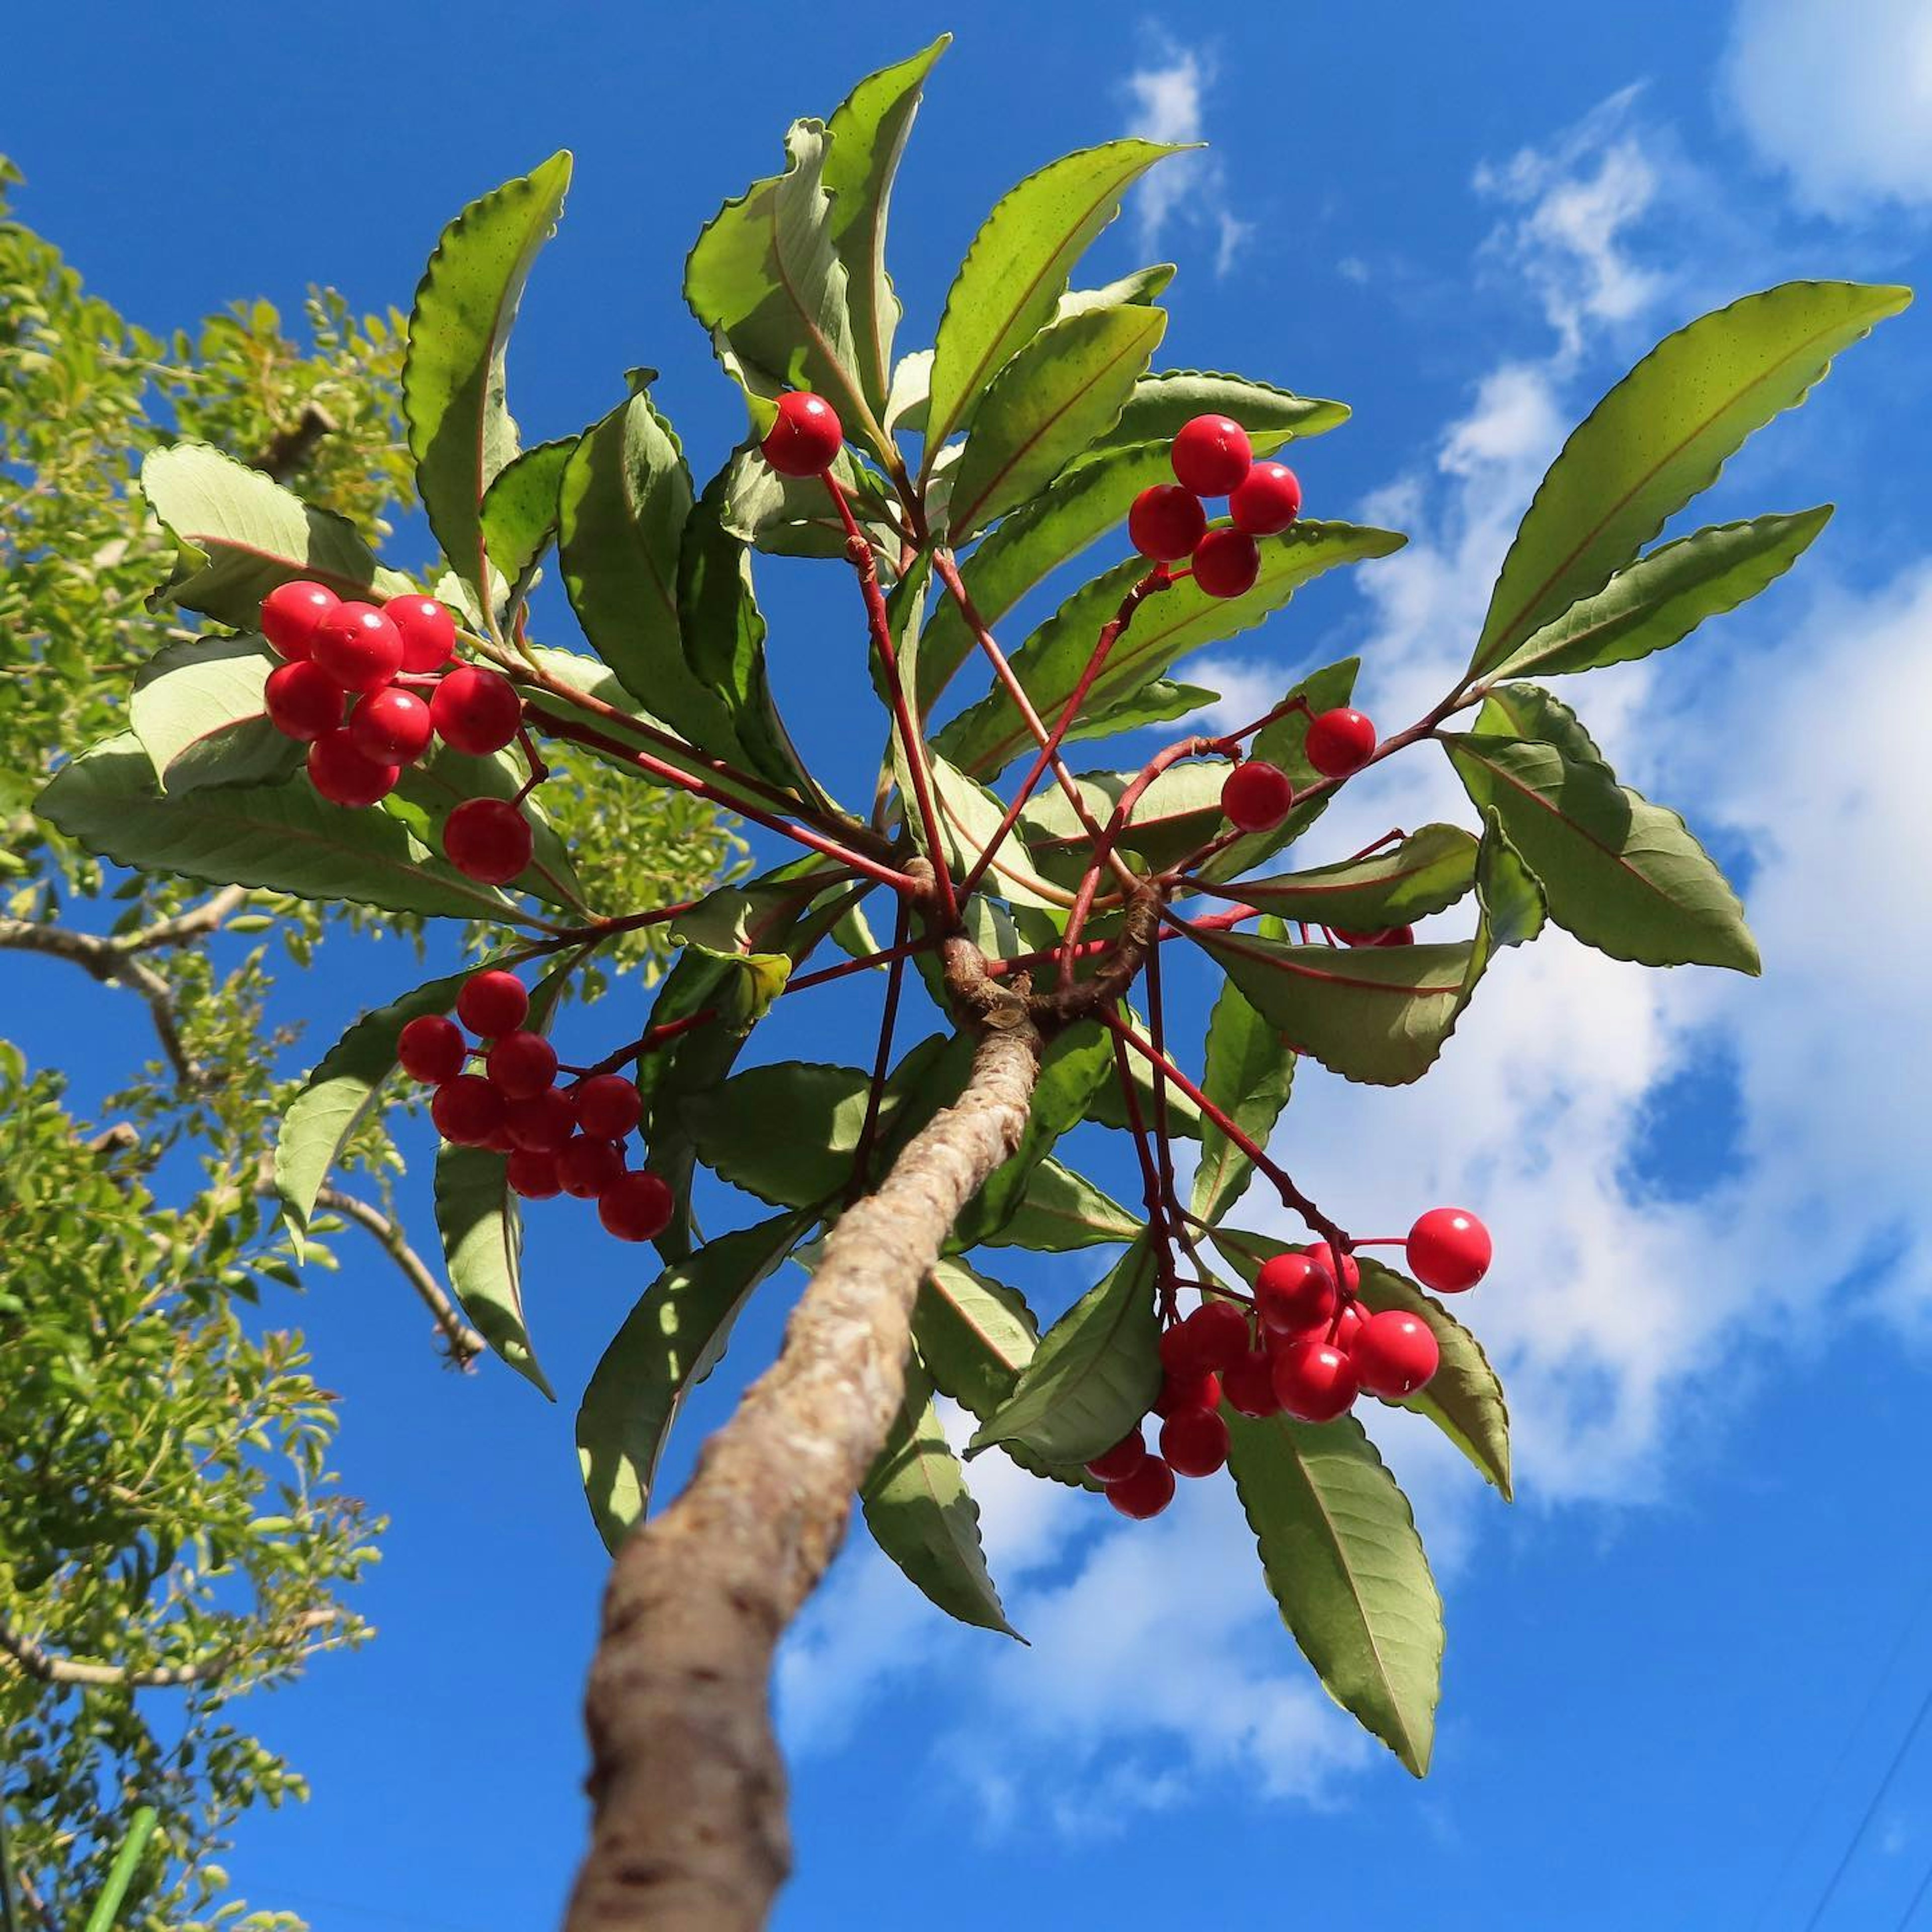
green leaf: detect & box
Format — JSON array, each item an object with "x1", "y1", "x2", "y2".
[
  {"x1": 434, "y1": 1143, "x2": 551, "y2": 1399},
  {"x1": 1055, "y1": 262, "x2": 1177, "y2": 318},
  {"x1": 1215, "y1": 824, "x2": 1480, "y2": 929},
  {"x1": 923, "y1": 139, "x2": 1184, "y2": 466},
  {"x1": 404, "y1": 152, "x2": 572, "y2": 605},
  {"x1": 141, "y1": 442, "x2": 410, "y2": 628},
  {"x1": 1078, "y1": 369, "x2": 1350, "y2": 464},
  {"x1": 1444, "y1": 684, "x2": 1756, "y2": 972},
  {"x1": 1190, "y1": 981, "x2": 1293, "y2": 1225},
  {"x1": 969, "y1": 1239, "x2": 1159, "y2": 1462},
  {"x1": 130, "y1": 635, "x2": 298, "y2": 794},
  {"x1": 480, "y1": 435, "x2": 577, "y2": 608},
  {"x1": 823, "y1": 37, "x2": 949, "y2": 411},
  {"x1": 1224, "y1": 1409, "x2": 1442, "y2": 1775},
  {"x1": 1474, "y1": 808, "x2": 1548, "y2": 949},
  {"x1": 914, "y1": 1257, "x2": 1040, "y2": 1419},
  {"x1": 908, "y1": 751, "x2": 1066, "y2": 912},
  {"x1": 972, "y1": 1157, "x2": 1144, "y2": 1252},
  {"x1": 577, "y1": 1211, "x2": 812, "y2": 1549},
  {"x1": 947, "y1": 305, "x2": 1166, "y2": 541},
  {"x1": 1471, "y1": 280, "x2": 1909, "y2": 676},
  {"x1": 862, "y1": 1357, "x2": 1018, "y2": 1637},
  {"x1": 1064, "y1": 678, "x2": 1217, "y2": 745},
  {"x1": 1084, "y1": 1020, "x2": 1206, "y2": 1139},
  {"x1": 1485, "y1": 507, "x2": 1832, "y2": 684},
  {"x1": 683, "y1": 1059, "x2": 909, "y2": 1208}
]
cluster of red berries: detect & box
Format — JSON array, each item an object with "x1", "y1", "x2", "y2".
[
  {"x1": 1086, "y1": 1209, "x2": 1492, "y2": 1520},
  {"x1": 1127, "y1": 413, "x2": 1302, "y2": 601},
  {"x1": 395, "y1": 969, "x2": 674, "y2": 1243},
  {"x1": 258, "y1": 582, "x2": 535, "y2": 886},
  {"x1": 1217, "y1": 701, "x2": 1380, "y2": 838}
]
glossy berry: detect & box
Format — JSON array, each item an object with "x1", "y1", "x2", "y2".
[
  {"x1": 1105, "y1": 1454, "x2": 1177, "y2": 1520},
  {"x1": 1255, "y1": 1251, "x2": 1338, "y2": 1335},
  {"x1": 431, "y1": 1074, "x2": 505, "y2": 1147},
  {"x1": 1305, "y1": 707, "x2": 1378, "y2": 779},
  {"x1": 396, "y1": 1013, "x2": 466, "y2": 1085},
  {"x1": 310, "y1": 602, "x2": 406, "y2": 693},
  {"x1": 456, "y1": 970, "x2": 527, "y2": 1037},
  {"x1": 348, "y1": 687, "x2": 433, "y2": 765},
  {"x1": 556, "y1": 1135, "x2": 626, "y2": 1200},
  {"x1": 485, "y1": 1123, "x2": 519, "y2": 1154},
  {"x1": 1221, "y1": 760, "x2": 1294, "y2": 833},
  {"x1": 599, "y1": 1170, "x2": 675, "y2": 1243},
  {"x1": 506, "y1": 1148, "x2": 562, "y2": 1199},
  {"x1": 1127, "y1": 484, "x2": 1208, "y2": 562},
  {"x1": 1406, "y1": 1207, "x2": 1492, "y2": 1294},
  {"x1": 761, "y1": 391, "x2": 844, "y2": 477},
  {"x1": 264, "y1": 661, "x2": 345, "y2": 742},
  {"x1": 1153, "y1": 1369, "x2": 1222, "y2": 1419},
  {"x1": 1160, "y1": 1405, "x2": 1231, "y2": 1479},
  {"x1": 306, "y1": 729, "x2": 398, "y2": 808},
  {"x1": 1271, "y1": 1338, "x2": 1359, "y2": 1423},
  {"x1": 443, "y1": 799, "x2": 532, "y2": 885},
  {"x1": 382, "y1": 594, "x2": 456, "y2": 673},
  {"x1": 1224, "y1": 1347, "x2": 1284, "y2": 1418},
  {"x1": 430, "y1": 665, "x2": 523, "y2": 756},
  {"x1": 1330, "y1": 1298, "x2": 1369, "y2": 1351},
  {"x1": 1191, "y1": 527, "x2": 1259, "y2": 600},
  {"x1": 1351, "y1": 1311, "x2": 1440, "y2": 1399},
  {"x1": 1167, "y1": 1300, "x2": 1250, "y2": 1376},
  {"x1": 486, "y1": 1029, "x2": 557, "y2": 1101},
  {"x1": 1085, "y1": 1433, "x2": 1149, "y2": 1484},
  {"x1": 260, "y1": 580, "x2": 339, "y2": 661},
  {"x1": 1229, "y1": 460, "x2": 1303, "y2": 535},
  {"x1": 573, "y1": 1073, "x2": 642, "y2": 1141},
  {"x1": 1304, "y1": 1240, "x2": 1360, "y2": 1296},
  {"x1": 1171, "y1": 414, "x2": 1252, "y2": 496},
  {"x1": 505, "y1": 1086, "x2": 577, "y2": 1154},
  {"x1": 1333, "y1": 924, "x2": 1416, "y2": 948}
]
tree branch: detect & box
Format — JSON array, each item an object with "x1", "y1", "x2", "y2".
[
  {"x1": 0, "y1": 918, "x2": 201, "y2": 1087},
  {"x1": 0, "y1": 1609, "x2": 341, "y2": 1691},
  {"x1": 310, "y1": 1186, "x2": 485, "y2": 1369}
]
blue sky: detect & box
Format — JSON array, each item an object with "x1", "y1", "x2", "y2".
[{"x1": 7, "y1": 1, "x2": 1932, "y2": 1926}]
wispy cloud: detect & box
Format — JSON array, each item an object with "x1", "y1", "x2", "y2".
[{"x1": 1120, "y1": 36, "x2": 1253, "y2": 277}]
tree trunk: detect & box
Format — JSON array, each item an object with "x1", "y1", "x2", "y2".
[{"x1": 562, "y1": 987, "x2": 1041, "y2": 1932}]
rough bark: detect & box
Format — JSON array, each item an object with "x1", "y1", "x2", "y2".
[{"x1": 562, "y1": 969, "x2": 1042, "y2": 1932}]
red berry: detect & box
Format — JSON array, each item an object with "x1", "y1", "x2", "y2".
[
  {"x1": 1221, "y1": 760, "x2": 1294, "y2": 833},
  {"x1": 1271, "y1": 1339, "x2": 1359, "y2": 1422},
  {"x1": 1153, "y1": 1369, "x2": 1222, "y2": 1418},
  {"x1": 1305, "y1": 707, "x2": 1377, "y2": 779},
  {"x1": 1333, "y1": 925, "x2": 1416, "y2": 947},
  {"x1": 1330, "y1": 1299, "x2": 1368, "y2": 1351},
  {"x1": 1085, "y1": 1433, "x2": 1149, "y2": 1484},
  {"x1": 264, "y1": 660, "x2": 345, "y2": 742},
  {"x1": 556, "y1": 1135, "x2": 626, "y2": 1199},
  {"x1": 306, "y1": 728, "x2": 398, "y2": 807},
  {"x1": 1304, "y1": 1240, "x2": 1360, "y2": 1296},
  {"x1": 310, "y1": 602, "x2": 405, "y2": 693},
  {"x1": 1255, "y1": 1251, "x2": 1338, "y2": 1335},
  {"x1": 486, "y1": 1029, "x2": 558, "y2": 1100},
  {"x1": 382, "y1": 594, "x2": 456, "y2": 673},
  {"x1": 1406, "y1": 1207, "x2": 1492, "y2": 1294},
  {"x1": 348, "y1": 687, "x2": 433, "y2": 765},
  {"x1": 761, "y1": 392, "x2": 844, "y2": 477},
  {"x1": 1171, "y1": 414, "x2": 1252, "y2": 496},
  {"x1": 260, "y1": 580, "x2": 339, "y2": 661},
  {"x1": 431, "y1": 1073, "x2": 505, "y2": 1147},
  {"x1": 573, "y1": 1073, "x2": 642, "y2": 1141},
  {"x1": 1229, "y1": 461, "x2": 1303, "y2": 535},
  {"x1": 443, "y1": 799, "x2": 532, "y2": 885},
  {"x1": 599, "y1": 1170, "x2": 675, "y2": 1243},
  {"x1": 1351, "y1": 1311, "x2": 1440, "y2": 1399},
  {"x1": 1224, "y1": 1347, "x2": 1283, "y2": 1418},
  {"x1": 1127, "y1": 484, "x2": 1209, "y2": 562},
  {"x1": 456, "y1": 970, "x2": 527, "y2": 1037},
  {"x1": 506, "y1": 1147, "x2": 562, "y2": 1199},
  {"x1": 1160, "y1": 1405, "x2": 1231, "y2": 1478},
  {"x1": 397, "y1": 1013, "x2": 465, "y2": 1084},
  {"x1": 1105, "y1": 1455, "x2": 1177, "y2": 1520},
  {"x1": 1191, "y1": 528, "x2": 1260, "y2": 600},
  {"x1": 429, "y1": 665, "x2": 523, "y2": 756},
  {"x1": 1170, "y1": 1300, "x2": 1250, "y2": 1376},
  {"x1": 505, "y1": 1086, "x2": 577, "y2": 1154}
]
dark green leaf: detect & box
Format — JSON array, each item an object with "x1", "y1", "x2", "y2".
[
  {"x1": 434, "y1": 1143, "x2": 551, "y2": 1399},
  {"x1": 1214, "y1": 823, "x2": 1479, "y2": 929},
  {"x1": 1190, "y1": 981, "x2": 1293, "y2": 1225},
  {"x1": 915, "y1": 1257, "x2": 1039, "y2": 1418},
  {"x1": 971, "y1": 1156, "x2": 1143, "y2": 1251},
  {"x1": 1063, "y1": 679, "x2": 1217, "y2": 746}
]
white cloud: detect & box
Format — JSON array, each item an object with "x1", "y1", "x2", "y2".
[
  {"x1": 1723, "y1": 0, "x2": 1932, "y2": 217},
  {"x1": 1120, "y1": 39, "x2": 1251, "y2": 276}
]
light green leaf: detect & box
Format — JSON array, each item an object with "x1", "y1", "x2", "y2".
[
  {"x1": 130, "y1": 634, "x2": 298, "y2": 794},
  {"x1": 1474, "y1": 808, "x2": 1548, "y2": 950},
  {"x1": 1055, "y1": 262, "x2": 1176, "y2": 318},
  {"x1": 434, "y1": 1143, "x2": 550, "y2": 1398},
  {"x1": 971, "y1": 1157, "x2": 1144, "y2": 1252},
  {"x1": 909, "y1": 751, "x2": 1067, "y2": 912},
  {"x1": 480, "y1": 435, "x2": 576, "y2": 608},
  {"x1": 683, "y1": 1059, "x2": 902, "y2": 1209},
  {"x1": 1190, "y1": 980, "x2": 1294, "y2": 1225},
  {"x1": 1214, "y1": 823, "x2": 1480, "y2": 930},
  {"x1": 1078, "y1": 368, "x2": 1350, "y2": 464},
  {"x1": 915, "y1": 1257, "x2": 1040, "y2": 1419},
  {"x1": 1063, "y1": 678, "x2": 1217, "y2": 746},
  {"x1": 1084, "y1": 1011, "x2": 1207, "y2": 1139}
]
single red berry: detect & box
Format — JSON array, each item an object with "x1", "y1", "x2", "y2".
[
  {"x1": 382, "y1": 594, "x2": 456, "y2": 673},
  {"x1": 443, "y1": 799, "x2": 532, "y2": 885},
  {"x1": 1171, "y1": 414, "x2": 1252, "y2": 496},
  {"x1": 1304, "y1": 1240, "x2": 1360, "y2": 1296},
  {"x1": 430, "y1": 1073, "x2": 505, "y2": 1147},
  {"x1": 1271, "y1": 1338, "x2": 1359, "y2": 1422},
  {"x1": 1160, "y1": 1405, "x2": 1231, "y2": 1478},
  {"x1": 1105, "y1": 1454, "x2": 1177, "y2": 1520},
  {"x1": 1229, "y1": 461, "x2": 1303, "y2": 535},
  {"x1": 1191, "y1": 527, "x2": 1260, "y2": 600},
  {"x1": 348, "y1": 687, "x2": 433, "y2": 765},
  {"x1": 456, "y1": 969, "x2": 527, "y2": 1037},
  {"x1": 1333, "y1": 924, "x2": 1416, "y2": 947},
  {"x1": 1330, "y1": 1299, "x2": 1368, "y2": 1351},
  {"x1": 556, "y1": 1135, "x2": 626, "y2": 1199},
  {"x1": 1221, "y1": 760, "x2": 1295, "y2": 833},
  {"x1": 310, "y1": 602, "x2": 406, "y2": 693},
  {"x1": 761, "y1": 392, "x2": 844, "y2": 477},
  {"x1": 260, "y1": 580, "x2": 339, "y2": 661},
  {"x1": 306, "y1": 728, "x2": 399, "y2": 807},
  {"x1": 264, "y1": 660, "x2": 345, "y2": 741},
  {"x1": 573, "y1": 1073, "x2": 642, "y2": 1141},
  {"x1": 1178, "y1": 1300, "x2": 1250, "y2": 1375},
  {"x1": 430, "y1": 665, "x2": 523, "y2": 756},
  {"x1": 505, "y1": 1086, "x2": 577, "y2": 1154},
  {"x1": 599, "y1": 1170, "x2": 675, "y2": 1243},
  {"x1": 485, "y1": 1122, "x2": 519, "y2": 1155},
  {"x1": 1127, "y1": 484, "x2": 1209, "y2": 562},
  {"x1": 397, "y1": 1013, "x2": 465, "y2": 1084},
  {"x1": 1153, "y1": 1370, "x2": 1222, "y2": 1418},
  {"x1": 1085, "y1": 1433, "x2": 1149, "y2": 1484},
  {"x1": 1255, "y1": 1253, "x2": 1337, "y2": 1335},
  {"x1": 486, "y1": 1029, "x2": 558, "y2": 1100},
  {"x1": 1305, "y1": 707, "x2": 1378, "y2": 779},
  {"x1": 506, "y1": 1147, "x2": 562, "y2": 1199},
  {"x1": 1351, "y1": 1311, "x2": 1440, "y2": 1399},
  {"x1": 1406, "y1": 1207, "x2": 1492, "y2": 1294},
  {"x1": 1224, "y1": 1347, "x2": 1283, "y2": 1418}
]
